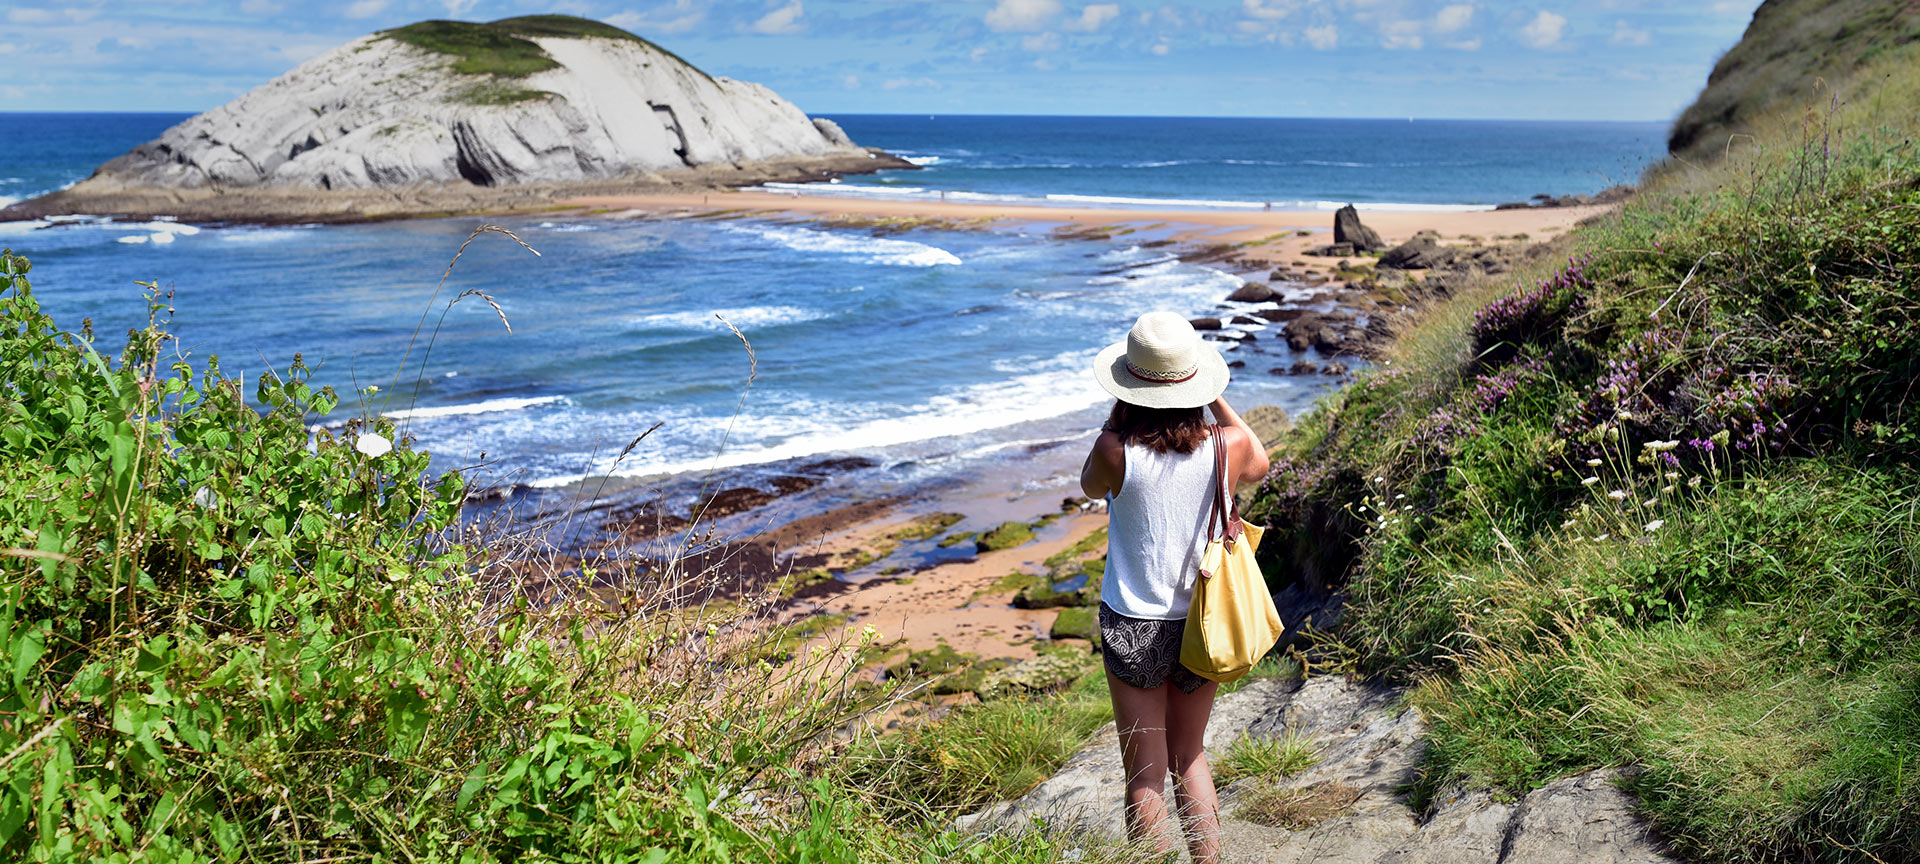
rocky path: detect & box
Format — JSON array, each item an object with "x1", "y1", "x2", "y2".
[{"x1": 961, "y1": 676, "x2": 1674, "y2": 863}]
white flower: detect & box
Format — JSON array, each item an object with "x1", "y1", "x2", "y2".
[
  {"x1": 1689, "y1": 476, "x2": 1703, "y2": 488},
  {"x1": 1581, "y1": 477, "x2": 1600, "y2": 486},
  {"x1": 1595, "y1": 533, "x2": 1610, "y2": 541},
  {"x1": 1395, "y1": 493, "x2": 1406, "y2": 500},
  {"x1": 1617, "y1": 411, "x2": 1634, "y2": 421},
  {"x1": 1374, "y1": 476, "x2": 1385, "y2": 484},
  {"x1": 1664, "y1": 472, "x2": 1680, "y2": 481},
  {"x1": 860, "y1": 625, "x2": 881, "y2": 643},
  {"x1": 1560, "y1": 519, "x2": 1576, "y2": 529},
  {"x1": 1642, "y1": 498, "x2": 1657, "y2": 507},
  {"x1": 355, "y1": 432, "x2": 392, "y2": 458},
  {"x1": 1608, "y1": 490, "x2": 1627, "y2": 500},
  {"x1": 1644, "y1": 440, "x2": 1679, "y2": 452},
  {"x1": 1586, "y1": 458, "x2": 1602, "y2": 467},
  {"x1": 192, "y1": 486, "x2": 219, "y2": 510},
  {"x1": 1662, "y1": 485, "x2": 1676, "y2": 494},
  {"x1": 1645, "y1": 520, "x2": 1665, "y2": 532}
]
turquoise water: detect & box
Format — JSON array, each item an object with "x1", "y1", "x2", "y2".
[{"x1": 0, "y1": 112, "x2": 1663, "y2": 491}]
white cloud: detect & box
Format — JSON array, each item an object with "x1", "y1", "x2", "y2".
[
  {"x1": 1064, "y1": 3, "x2": 1120, "y2": 32},
  {"x1": 1242, "y1": 0, "x2": 1293, "y2": 20},
  {"x1": 1445, "y1": 37, "x2": 1481, "y2": 50},
  {"x1": 1303, "y1": 23, "x2": 1337, "y2": 49},
  {"x1": 841, "y1": 74, "x2": 860, "y2": 88},
  {"x1": 1021, "y1": 31, "x2": 1061, "y2": 51},
  {"x1": 1519, "y1": 10, "x2": 1566, "y2": 49},
  {"x1": 607, "y1": 1, "x2": 706, "y2": 36},
  {"x1": 442, "y1": 0, "x2": 480, "y2": 15},
  {"x1": 883, "y1": 76, "x2": 939, "y2": 89},
  {"x1": 985, "y1": 0, "x2": 1063, "y2": 32},
  {"x1": 970, "y1": 45, "x2": 990, "y2": 61},
  {"x1": 7, "y1": 8, "x2": 54, "y2": 23},
  {"x1": 1151, "y1": 40, "x2": 1170, "y2": 55},
  {"x1": 1433, "y1": 4, "x2": 1473, "y2": 34},
  {"x1": 238, "y1": 0, "x2": 283, "y2": 14},
  {"x1": 344, "y1": 0, "x2": 387, "y2": 19},
  {"x1": 1610, "y1": 20, "x2": 1650, "y2": 46},
  {"x1": 1381, "y1": 18, "x2": 1422, "y2": 50},
  {"x1": 0, "y1": 43, "x2": 15, "y2": 54},
  {"x1": 751, "y1": 0, "x2": 805, "y2": 35},
  {"x1": 1033, "y1": 56, "x2": 1056, "y2": 70}
]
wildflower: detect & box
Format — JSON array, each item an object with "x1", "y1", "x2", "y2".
[
  {"x1": 1645, "y1": 520, "x2": 1664, "y2": 532},
  {"x1": 356, "y1": 432, "x2": 392, "y2": 458},
  {"x1": 365, "y1": 385, "x2": 380, "y2": 393},
  {"x1": 1608, "y1": 490, "x2": 1627, "y2": 500},
  {"x1": 1644, "y1": 440, "x2": 1679, "y2": 452},
  {"x1": 706, "y1": 623, "x2": 719, "y2": 638},
  {"x1": 1374, "y1": 476, "x2": 1385, "y2": 484},
  {"x1": 1710, "y1": 429, "x2": 1731, "y2": 447},
  {"x1": 1642, "y1": 498, "x2": 1657, "y2": 507},
  {"x1": 192, "y1": 486, "x2": 219, "y2": 509},
  {"x1": 1617, "y1": 411, "x2": 1634, "y2": 422},
  {"x1": 1586, "y1": 458, "x2": 1602, "y2": 467},
  {"x1": 1662, "y1": 485, "x2": 1676, "y2": 494},
  {"x1": 1581, "y1": 477, "x2": 1600, "y2": 486},
  {"x1": 1664, "y1": 472, "x2": 1679, "y2": 481},
  {"x1": 1689, "y1": 476, "x2": 1703, "y2": 488},
  {"x1": 860, "y1": 625, "x2": 881, "y2": 643},
  {"x1": 1394, "y1": 493, "x2": 1406, "y2": 500},
  {"x1": 1561, "y1": 519, "x2": 1576, "y2": 529},
  {"x1": 1594, "y1": 533, "x2": 1610, "y2": 541}
]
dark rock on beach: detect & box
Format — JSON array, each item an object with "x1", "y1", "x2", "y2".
[
  {"x1": 1226, "y1": 282, "x2": 1279, "y2": 303},
  {"x1": 1189, "y1": 317, "x2": 1223, "y2": 330},
  {"x1": 1378, "y1": 232, "x2": 1459, "y2": 270},
  {"x1": 1306, "y1": 242, "x2": 1355, "y2": 258},
  {"x1": 1333, "y1": 204, "x2": 1386, "y2": 252}
]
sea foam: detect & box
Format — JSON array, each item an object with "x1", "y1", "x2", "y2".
[{"x1": 730, "y1": 224, "x2": 961, "y2": 267}]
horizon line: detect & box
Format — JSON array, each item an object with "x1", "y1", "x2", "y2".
[{"x1": 1, "y1": 108, "x2": 1675, "y2": 126}]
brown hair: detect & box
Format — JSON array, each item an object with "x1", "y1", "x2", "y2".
[{"x1": 1106, "y1": 400, "x2": 1210, "y2": 454}]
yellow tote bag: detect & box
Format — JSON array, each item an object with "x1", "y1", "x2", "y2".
[{"x1": 1180, "y1": 425, "x2": 1283, "y2": 684}]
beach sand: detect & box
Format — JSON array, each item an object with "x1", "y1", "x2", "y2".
[{"x1": 563, "y1": 189, "x2": 1608, "y2": 262}]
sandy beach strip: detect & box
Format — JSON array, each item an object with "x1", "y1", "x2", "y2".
[{"x1": 561, "y1": 189, "x2": 1612, "y2": 251}]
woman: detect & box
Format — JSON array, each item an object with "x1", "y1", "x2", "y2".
[{"x1": 1079, "y1": 311, "x2": 1269, "y2": 864}]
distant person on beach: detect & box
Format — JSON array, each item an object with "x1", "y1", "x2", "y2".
[{"x1": 1079, "y1": 312, "x2": 1269, "y2": 864}]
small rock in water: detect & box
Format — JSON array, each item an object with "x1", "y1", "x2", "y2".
[
  {"x1": 1226, "y1": 282, "x2": 1278, "y2": 303},
  {"x1": 1189, "y1": 317, "x2": 1223, "y2": 330}
]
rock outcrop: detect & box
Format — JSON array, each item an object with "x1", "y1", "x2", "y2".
[
  {"x1": 962, "y1": 675, "x2": 1675, "y2": 863},
  {"x1": 4, "y1": 15, "x2": 906, "y2": 222},
  {"x1": 1333, "y1": 205, "x2": 1386, "y2": 252},
  {"x1": 1667, "y1": 0, "x2": 1920, "y2": 161}
]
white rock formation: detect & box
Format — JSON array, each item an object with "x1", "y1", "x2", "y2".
[{"x1": 96, "y1": 20, "x2": 862, "y2": 190}]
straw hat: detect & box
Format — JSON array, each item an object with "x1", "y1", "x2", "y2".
[{"x1": 1093, "y1": 311, "x2": 1230, "y2": 409}]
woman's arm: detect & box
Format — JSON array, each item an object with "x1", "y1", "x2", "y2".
[
  {"x1": 1210, "y1": 396, "x2": 1271, "y2": 487},
  {"x1": 1079, "y1": 430, "x2": 1126, "y2": 499}
]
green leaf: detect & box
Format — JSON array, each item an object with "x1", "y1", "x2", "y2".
[
  {"x1": 11, "y1": 622, "x2": 45, "y2": 693},
  {"x1": 457, "y1": 763, "x2": 489, "y2": 810}
]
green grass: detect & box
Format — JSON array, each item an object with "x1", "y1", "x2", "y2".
[
  {"x1": 380, "y1": 14, "x2": 713, "y2": 83},
  {"x1": 1214, "y1": 729, "x2": 1320, "y2": 785},
  {"x1": 977, "y1": 520, "x2": 1038, "y2": 552},
  {"x1": 1241, "y1": 41, "x2": 1920, "y2": 862},
  {"x1": 843, "y1": 664, "x2": 1113, "y2": 815}
]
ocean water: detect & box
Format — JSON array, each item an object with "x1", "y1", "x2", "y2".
[{"x1": 1, "y1": 113, "x2": 1666, "y2": 494}]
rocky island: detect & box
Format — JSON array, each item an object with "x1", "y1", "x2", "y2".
[{"x1": 1, "y1": 15, "x2": 909, "y2": 224}]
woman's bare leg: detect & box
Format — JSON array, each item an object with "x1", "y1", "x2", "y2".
[
  {"x1": 1167, "y1": 680, "x2": 1222, "y2": 864},
  {"x1": 1106, "y1": 669, "x2": 1175, "y2": 853}
]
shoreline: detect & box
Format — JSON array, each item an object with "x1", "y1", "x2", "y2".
[{"x1": 506, "y1": 188, "x2": 1618, "y2": 690}]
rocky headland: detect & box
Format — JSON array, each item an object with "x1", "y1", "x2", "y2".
[{"x1": 0, "y1": 15, "x2": 910, "y2": 224}]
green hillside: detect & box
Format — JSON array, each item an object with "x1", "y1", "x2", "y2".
[
  {"x1": 1667, "y1": 0, "x2": 1920, "y2": 161},
  {"x1": 1248, "y1": 37, "x2": 1920, "y2": 863}
]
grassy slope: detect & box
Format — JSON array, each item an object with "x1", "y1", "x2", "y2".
[
  {"x1": 1245, "y1": 44, "x2": 1920, "y2": 862},
  {"x1": 1667, "y1": 0, "x2": 1920, "y2": 161},
  {"x1": 380, "y1": 14, "x2": 713, "y2": 85}
]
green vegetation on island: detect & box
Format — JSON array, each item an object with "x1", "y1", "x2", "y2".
[
  {"x1": 1243, "y1": 38, "x2": 1920, "y2": 862},
  {"x1": 380, "y1": 15, "x2": 712, "y2": 86}
]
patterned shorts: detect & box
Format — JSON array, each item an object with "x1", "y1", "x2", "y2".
[{"x1": 1099, "y1": 602, "x2": 1207, "y2": 693}]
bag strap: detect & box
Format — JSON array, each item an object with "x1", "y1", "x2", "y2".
[{"x1": 1206, "y1": 423, "x2": 1243, "y2": 548}]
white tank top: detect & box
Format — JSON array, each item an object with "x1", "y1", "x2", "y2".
[{"x1": 1101, "y1": 433, "x2": 1217, "y2": 620}]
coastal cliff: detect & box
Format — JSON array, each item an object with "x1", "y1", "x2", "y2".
[
  {"x1": 1667, "y1": 0, "x2": 1920, "y2": 160},
  {"x1": 2, "y1": 15, "x2": 905, "y2": 222}
]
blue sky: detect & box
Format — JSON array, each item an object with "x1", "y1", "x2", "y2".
[{"x1": 1, "y1": 0, "x2": 1760, "y2": 120}]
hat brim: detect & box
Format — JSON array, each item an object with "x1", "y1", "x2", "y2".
[{"x1": 1092, "y1": 338, "x2": 1231, "y2": 410}]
